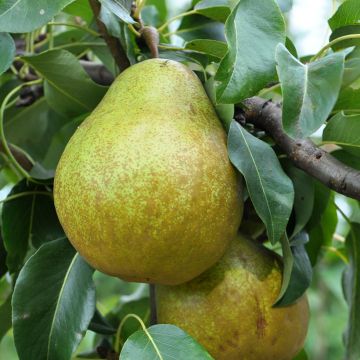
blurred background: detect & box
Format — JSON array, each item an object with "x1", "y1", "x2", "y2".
[{"x1": 0, "y1": 1, "x2": 354, "y2": 359}]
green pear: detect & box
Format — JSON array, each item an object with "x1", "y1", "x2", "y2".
[
  {"x1": 54, "y1": 59, "x2": 243, "y2": 285},
  {"x1": 156, "y1": 234, "x2": 309, "y2": 359}
]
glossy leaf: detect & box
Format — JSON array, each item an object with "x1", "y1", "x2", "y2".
[
  {"x1": 276, "y1": 0, "x2": 293, "y2": 12},
  {"x1": 100, "y1": 0, "x2": 136, "y2": 24},
  {"x1": 343, "y1": 223, "x2": 360, "y2": 360},
  {"x1": 323, "y1": 112, "x2": 360, "y2": 157},
  {"x1": 185, "y1": 39, "x2": 227, "y2": 58},
  {"x1": 194, "y1": 0, "x2": 232, "y2": 22},
  {"x1": 329, "y1": 0, "x2": 360, "y2": 30},
  {"x1": 2, "y1": 179, "x2": 64, "y2": 273},
  {"x1": 335, "y1": 87, "x2": 360, "y2": 112},
  {"x1": 0, "y1": 0, "x2": 76, "y2": 33},
  {"x1": 13, "y1": 238, "x2": 95, "y2": 360},
  {"x1": 276, "y1": 234, "x2": 293, "y2": 304},
  {"x1": 277, "y1": 232, "x2": 313, "y2": 306},
  {"x1": 276, "y1": 44, "x2": 344, "y2": 138},
  {"x1": 88, "y1": 309, "x2": 117, "y2": 335},
  {"x1": 228, "y1": 121, "x2": 294, "y2": 244},
  {"x1": 342, "y1": 57, "x2": 360, "y2": 88},
  {"x1": 0, "y1": 233, "x2": 7, "y2": 277},
  {"x1": 330, "y1": 25, "x2": 360, "y2": 51},
  {"x1": 120, "y1": 324, "x2": 213, "y2": 360},
  {"x1": 215, "y1": 0, "x2": 285, "y2": 104},
  {"x1": 286, "y1": 164, "x2": 315, "y2": 238},
  {"x1": 22, "y1": 50, "x2": 107, "y2": 117},
  {"x1": 0, "y1": 33, "x2": 15, "y2": 75},
  {"x1": 332, "y1": 149, "x2": 360, "y2": 170},
  {"x1": 63, "y1": 0, "x2": 93, "y2": 23}
]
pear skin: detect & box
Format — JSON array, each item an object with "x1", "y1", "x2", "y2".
[
  {"x1": 54, "y1": 59, "x2": 243, "y2": 285},
  {"x1": 156, "y1": 234, "x2": 309, "y2": 359}
]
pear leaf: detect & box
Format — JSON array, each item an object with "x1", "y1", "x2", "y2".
[
  {"x1": 0, "y1": 33, "x2": 15, "y2": 75},
  {"x1": 215, "y1": 0, "x2": 285, "y2": 104},
  {"x1": 12, "y1": 238, "x2": 95, "y2": 360},
  {"x1": 227, "y1": 121, "x2": 294, "y2": 244},
  {"x1": 120, "y1": 324, "x2": 213, "y2": 359},
  {"x1": 276, "y1": 44, "x2": 344, "y2": 138}
]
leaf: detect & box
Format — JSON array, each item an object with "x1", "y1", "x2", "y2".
[
  {"x1": 0, "y1": 0, "x2": 76, "y2": 33},
  {"x1": 276, "y1": 232, "x2": 313, "y2": 306},
  {"x1": 276, "y1": 43, "x2": 344, "y2": 138},
  {"x1": 88, "y1": 309, "x2": 117, "y2": 335},
  {"x1": 99, "y1": 3, "x2": 122, "y2": 37},
  {"x1": 5, "y1": 98, "x2": 66, "y2": 164},
  {"x1": 185, "y1": 39, "x2": 227, "y2": 58},
  {"x1": 323, "y1": 112, "x2": 360, "y2": 157},
  {"x1": 99, "y1": 0, "x2": 136, "y2": 24},
  {"x1": 329, "y1": 0, "x2": 360, "y2": 31},
  {"x1": 177, "y1": 15, "x2": 225, "y2": 42},
  {"x1": 332, "y1": 149, "x2": 360, "y2": 170},
  {"x1": 194, "y1": 0, "x2": 232, "y2": 22},
  {"x1": 227, "y1": 121, "x2": 294, "y2": 244},
  {"x1": 120, "y1": 324, "x2": 213, "y2": 360},
  {"x1": 64, "y1": 0, "x2": 94, "y2": 23},
  {"x1": 0, "y1": 33, "x2": 15, "y2": 75},
  {"x1": 215, "y1": 0, "x2": 285, "y2": 104},
  {"x1": 342, "y1": 57, "x2": 360, "y2": 88},
  {"x1": 343, "y1": 223, "x2": 360, "y2": 360},
  {"x1": 12, "y1": 238, "x2": 95, "y2": 360},
  {"x1": 335, "y1": 87, "x2": 360, "y2": 112},
  {"x1": 285, "y1": 164, "x2": 315, "y2": 238},
  {"x1": 276, "y1": 0, "x2": 293, "y2": 12},
  {"x1": 2, "y1": 179, "x2": 64, "y2": 273},
  {"x1": 0, "y1": 295, "x2": 12, "y2": 342},
  {"x1": 205, "y1": 77, "x2": 234, "y2": 131},
  {"x1": 0, "y1": 233, "x2": 7, "y2": 277},
  {"x1": 22, "y1": 50, "x2": 107, "y2": 117}
]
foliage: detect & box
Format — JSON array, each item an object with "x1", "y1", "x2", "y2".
[{"x1": 0, "y1": 0, "x2": 360, "y2": 359}]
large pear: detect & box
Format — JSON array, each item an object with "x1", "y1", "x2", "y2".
[
  {"x1": 156, "y1": 234, "x2": 309, "y2": 359},
  {"x1": 54, "y1": 59, "x2": 242, "y2": 285}
]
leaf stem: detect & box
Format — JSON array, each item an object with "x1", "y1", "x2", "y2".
[
  {"x1": 157, "y1": 9, "x2": 196, "y2": 33},
  {"x1": 311, "y1": 34, "x2": 360, "y2": 61},
  {"x1": 48, "y1": 22, "x2": 100, "y2": 37},
  {"x1": 128, "y1": 23, "x2": 141, "y2": 37},
  {"x1": 114, "y1": 313, "x2": 162, "y2": 359},
  {"x1": 0, "y1": 79, "x2": 43, "y2": 180},
  {"x1": 52, "y1": 42, "x2": 107, "y2": 51},
  {"x1": 0, "y1": 191, "x2": 53, "y2": 205}
]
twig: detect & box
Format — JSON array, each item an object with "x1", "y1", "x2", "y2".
[
  {"x1": 88, "y1": 0, "x2": 130, "y2": 72},
  {"x1": 239, "y1": 97, "x2": 360, "y2": 201}
]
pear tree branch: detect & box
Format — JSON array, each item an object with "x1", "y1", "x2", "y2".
[
  {"x1": 88, "y1": 0, "x2": 130, "y2": 71},
  {"x1": 238, "y1": 97, "x2": 360, "y2": 201}
]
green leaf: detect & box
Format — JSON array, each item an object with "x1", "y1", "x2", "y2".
[
  {"x1": 332, "y1": 149, "x2": 360, "y2": 170},
  {"x1": 276, "y1": 44, "x2": 344, "y2": 138},
  {"x1": 343, "y1": 223, "x2": 360, "y2": 360},
  {"x1": 5, "y1": 98, "x2": 66, "y2": 164},
  {"x1": 276, "y1": 232, "x2": 313, "y2": 306},
  {"x1": 343, "y1": 57, "x2": 360, "y2": 88},
  {"x1": 215, "y1": 0, "x2": 285, "y2": 104},
  {"x1": 335, "y1": 87, "x2": 360, "y2": 112},
  {"x1": 0, "y1": 0, "x2": 76, "y2": 33},
  {"x1": 329, "y1": 0, "x2": 360, "y2": 30},
  {"x1": 0, "y1": 233, "x2": 7, "y2": 277},
  {"x1": 0, "y1": 295, "x2": 12, "y2": 342},
  {"x1": 227, "y1": 121, "x2": 294, "y2": 244},
  {"x1": 205, "y1": 77, "x2": 234, "y2": 131},
  {"x1": 0, "y1": 33, "x2": 15, "y2": 75},
  {"x1": 185, "y1": 39, "x2": 227, "y2": 58},
  {"x1": 2, "y1": 179, "x2": 64, "y2": 273},
  {"x1": 63, "y1": 0, "x2": 93, "y2": 23},
  {"x1": 177, "y1": 15, "x2": 225, "y2": 42},
  {"x1": 22, "y1": 50, "x2": 107, "y2": 117},
  {"x1": 285, "y1": 164, "x2": 315, "y2": 238},
  {"x1": 120, "y1": 324, "x2": 213, "y2": 360},
  {"x1": 88, "y1": 309, "x2": 117, "y2": 335},
  {"x1": 100, "y1": 3, "x2": 122, "y2": 37},
  {"x1": 12, "y1": 238, "x2": 95, "y2": 360},
  {"x1": 100, "y1": 0, "x2": 136, "y2": 24},
  {"x1": 323, "y1": 112, "x2": 360, "y2": 157},
  {"x1": 276, "y1": 0, "x2": 293, "y2": 12},
  {"x1": 194, "y1": 0, "x2": 232, "y2": 22}
]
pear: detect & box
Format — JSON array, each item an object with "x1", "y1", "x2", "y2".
[
  {"x1": 54, "y1": 59, "x2": 242, "y2": 285},
  {"x1": 156, "y1": 234, "x2": 309, "y2": 360}
]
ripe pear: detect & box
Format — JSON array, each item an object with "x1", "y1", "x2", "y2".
[
  {"x1": 54, "y1": 58, "x2": 242, "y2": 285},
  {"x1": 156, "y1": 234, "x2": 309, "y2": 360}
]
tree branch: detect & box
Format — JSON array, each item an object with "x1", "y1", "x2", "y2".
[
  {"x1": 239, "y1": 97, "x2": 360, "y2": 201},
  {"x1": 88, "y1": 0, "x2": 130, "y2": 72}
]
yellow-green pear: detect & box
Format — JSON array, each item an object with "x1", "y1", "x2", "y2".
[
  {"x1": 156, "y1": 234, "x2": 309, "y2": 359},
  {"x1": 54, "y1": 58, "x2": 242, "y2": 285}
]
